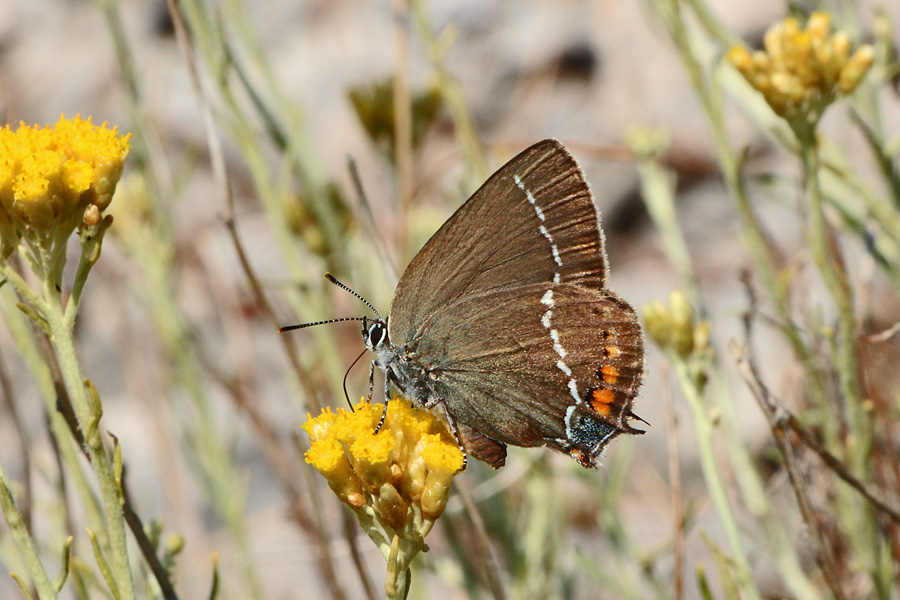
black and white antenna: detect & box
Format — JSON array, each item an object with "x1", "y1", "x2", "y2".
[
  {"x1": 324, "y1": 273, "x2": 381, "y2": 320},
  {"x1": 277, "y1": 273, "x2": 381, "y2": 333}
]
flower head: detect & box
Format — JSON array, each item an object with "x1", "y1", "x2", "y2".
[
  {"x1": 303, "y1": 397, "x2": 463, "y2": 598},
  {"x1": 0, "y1": 116, "x2": 130, "y2": 257},
  {"x1": 303, "y1": 397, "x2": 463, "y2": 531},
  {"x1": 726, "y1": 12, "x2": 874, "y2": 127}
]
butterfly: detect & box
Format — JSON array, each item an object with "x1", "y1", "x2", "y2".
[{"x1": 287, "y1": 139, "x2": 645, "y2": 468}]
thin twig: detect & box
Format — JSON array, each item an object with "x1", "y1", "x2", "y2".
[
  {"x1": 740, "y1": 277, "x2": 900, "y2": 525},
  {"x1": 866, "y1": 321, "x2": 900, "y2": 343},
  {"x1": 167, "y1": 0, "x2": 324, "y2": 413},
  {"x1": 731, "y1": 341, "x2": 847, "y2": 600},
  {"x1": 785, "y1": 409, "x2": 900, "y2": 525},
  {"x1": 121, "y1": 470, "x2": 179, "y2": 600}
]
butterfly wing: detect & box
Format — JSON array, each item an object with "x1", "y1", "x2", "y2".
[
  {"x1": 420, "y1": 283, "x2": 644, "y2": 467},
  {"x1": 387, "y1": 139, "x2": 608, "y2": 348},
  {"x1": 385, "y1": 139, "x2": 643, "y2": 467}
]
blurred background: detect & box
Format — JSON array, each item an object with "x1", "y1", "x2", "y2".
[{"x1": 1, "y1": 0, "x2": 899, "y2": 598}]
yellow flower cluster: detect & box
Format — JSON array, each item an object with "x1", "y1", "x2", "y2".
[
  {"x1": 727, "y1": 12, "x2": 874, "y2": 121},
  {"x1": 303, "y1": 398, "x2": 463, "y2": 528},
  {"x1": 642, "y1": 290, "x2": 709, "y2": 360},
  {"x1": 0, "y1": 116, "x2": 130, "y2": 255}
]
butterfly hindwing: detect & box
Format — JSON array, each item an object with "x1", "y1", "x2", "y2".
[{"x1": 412, "y1": 283, "x2": 644, "y2": 466}]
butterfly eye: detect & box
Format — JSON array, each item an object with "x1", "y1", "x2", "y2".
[{"x1": 368, "y1": 322, "x2": 386, "y2": 348}]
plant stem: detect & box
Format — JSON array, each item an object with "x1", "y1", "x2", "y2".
[
  {"x1": 673, "y1": 358, "x2": 760, "y2": 600},
  {"x1": 42, "y1": 281, "x2": 135, "y2": 600},
  {"x1": 797, "y1": 131, "x2": 869, "y2": 469},
  {"x1": 0, "y1": 460, "x2": 57, "y2": 599},
  {"x1": 385, "y1": 535, "x2": 413, "y2": 600}
]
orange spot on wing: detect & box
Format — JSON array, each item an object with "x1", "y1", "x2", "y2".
[
  {"x1": 590, "y1": 388, "x2": 616, "y2": 415},
  {"x1": 605, "y1": 345, "x2": 621, "y2": 358},
  {"x1": 599, "y1": 365, "x2": 619, "y2": 384},
  {"x1": 569, "y1": 448, "x2": 583, "y2": 460}
]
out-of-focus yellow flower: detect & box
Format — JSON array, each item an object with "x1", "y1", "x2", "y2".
[
  {"x1": 726, "y1": 12, "x2": 874, "y2": 125},
  {"x1": 643, "y1": 291, "x2": 712, "y2": 391},
  {"x1": 0, "y1": 116, "x2": 130, "y2": 257},
  {"x1": 642, "y1": 290, "x2": 710, "y2": 360}
]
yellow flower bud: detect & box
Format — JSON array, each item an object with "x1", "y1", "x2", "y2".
[
  {"x1": 306, "y1": 438, "x2": 366, "y2": 508},
  {"x1": 693, "y1": 320, "x2": 711, "y2": 355},
  {"x1": 641, "y1": 300, "x2": 672, "y2": 350},
  {"x1": 781, "y1": 19, "x2": 802, "y2": 73},
  {"x1": 839, "y1": 45, "x2": 875, "y2": 93},
  {"x1": 814, "y1": 40, "x2": 837, "y2": 86},
  {"x1": 419, "y1": 434, "x2": 463, "y2": 519},
  {"x1": 642, "y1": 292, "x2": 707, "y2": 360},
  {"x1": 623, "y1": 125, "x2": 671, "y2": 159},
  {"x1": 831, "y1": 32, "x2": 851, "y2": 67},
  {"x1": 763, "y1": 22, "x2": 786, "y2": 69},
  {"x1": 165, "y1": 533, "x2": 185, "y2": 556},
  {"x1": 751, "y1": 50, "x2": 770, "y2": 72},
  {"x1": 373, "y1": 482, "x2": 409, "y2": 530},
  {"x1": 83, "y1": 204, "x2": 101, "y2": 227},
  {"x1": 668, "y1": 290, "x2": 696, "y2": 357},
  {"x1": 726, "y1": 46, "x2": 754, "y2": 76},
  {"x1": 806, "y1": 12, "x2": 831, "y2": 40},
  {"x1": 770, "y1": 72, "x2": 807, "y2": 106}
]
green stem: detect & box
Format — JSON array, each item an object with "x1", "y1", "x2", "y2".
[
  {"x1": 384, "y1": 535, "x2": 413, "y2": 600},
  {"x1": 0, "y1": 461, "x2": 57, "y2": 599},
  {"x1": 635, "y1": 137, "x2": 817, "y2": 600},
  {"x1": 635, "y1": 156, "x2": 701, "y2": 308},
  {"x1": 0, "y1": 262, "x2": 48, "y2": 318},
  {"x1": 673, "y1": 358, "x2": 760, "y2": 600},
  {"x1": 0, "y1": 284, "x2": 109, "y2": 542},
  {"x1": 797, "y1": 131, "x2": 869, "y2": 469},
  {"x1": 66, "y1": 225, "x2": 109, "y2": 329},
  {"x1": 798, "y1": 128, "x2": 882, "y2": 584},
  {"x1": 42, "y1": 285, "x2": 135, "y2": 600}
]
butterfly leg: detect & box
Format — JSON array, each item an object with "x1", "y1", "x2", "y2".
[
  {"x1": 373, "y1": 372, "x2": 390, "y2": 434},
  {"x1": 367, "y1": 360, "x2": 376, "y2": 403}
]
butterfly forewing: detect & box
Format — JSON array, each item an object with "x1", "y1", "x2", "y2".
[{"x1": 388, "y1": 139, "x2": 608, "y2": 347}]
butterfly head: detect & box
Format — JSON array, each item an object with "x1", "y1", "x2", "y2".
[{"x1": 362, "y1": 316, "x2": 390, "y2": 353}]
